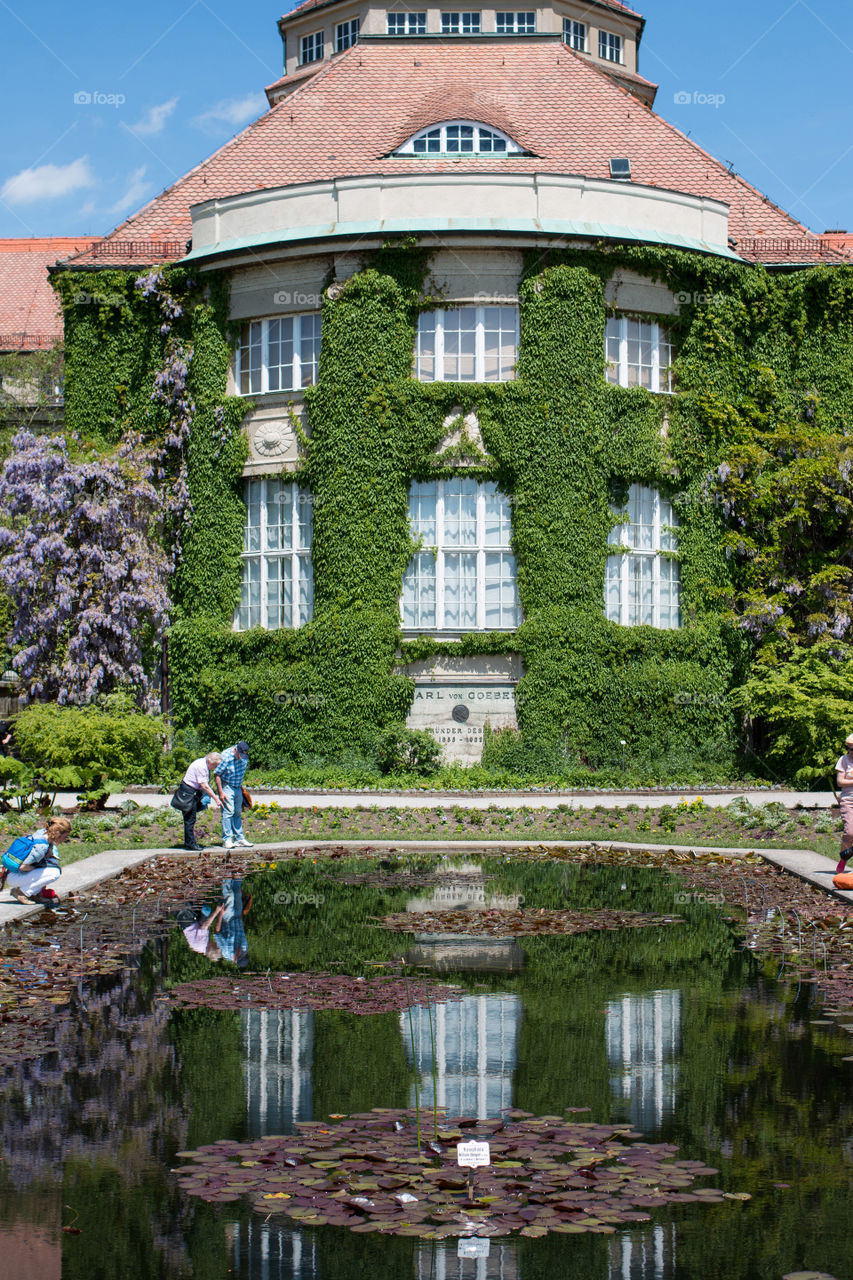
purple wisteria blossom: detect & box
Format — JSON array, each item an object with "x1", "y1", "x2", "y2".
[
  {"x1": 135, "y1": 270, "x2": 195, "y2": 569},
  {"x1": 0, "y1": 430, "x2": 170, "y2": 705}
]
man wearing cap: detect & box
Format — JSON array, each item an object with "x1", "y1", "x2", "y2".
[
  {"x1": 215, "y1": 741, "x2": 254, "y2": 851},
  {"x1": 834, "y1": 733, "x2": 853, "y2": 874}
]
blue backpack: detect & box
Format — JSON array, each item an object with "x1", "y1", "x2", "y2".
[{"x1": 2, "y1": 835, "x2": 41, "y2": 873}]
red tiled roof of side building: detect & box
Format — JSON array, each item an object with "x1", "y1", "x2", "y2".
[
  {"x1": 0, "y1": 237, "x2": 99, "y2": 349},
  {"x1": 63, "y1": 42, "x2": 820, "y2": 268}
]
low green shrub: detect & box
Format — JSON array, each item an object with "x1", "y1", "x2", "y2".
[
  {"x1": 374, "y1": 725, "x2": 442, "y2": 776},
  {"x1": 14, "y1": 694, "x2": 165, "y2": 784}
]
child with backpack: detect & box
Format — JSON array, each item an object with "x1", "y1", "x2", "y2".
[{"x1": 2, "y1": 816, "x2": 72, "y2": 905}]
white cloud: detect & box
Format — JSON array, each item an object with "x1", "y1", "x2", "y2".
[
  {"x1": 109, "y1": 166, "x2": 150, "y2": 214},
  {"x1": 130, "y1": 97, "x2": 178, "y2": 137},
  {"x1": 1, "y1": 156, "x2": 96, "y2": 205},
  {"x1": 192, "y1": 92, "x2": 266, "y2": 133}
]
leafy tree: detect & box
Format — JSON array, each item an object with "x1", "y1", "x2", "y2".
[
  {"x1": 708, "y1": 362, "x2": 853, "y2": 776},
  {"x1": 710, "y1": 364, "x2": 853, "y2": 646},
  {"x1": 730, "y1": 643, "x2": 853, "y2": 787}
]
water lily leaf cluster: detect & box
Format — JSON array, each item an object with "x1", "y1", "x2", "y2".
[
  {"x1": 379, "y1": 907, "x2": 684, "y2": 937},
  {"x1": 167, "y1": 971, "x2": 464, "y2": 1015},
  {"x1": 173, "y1": 1106, "x2": 746, "y2": 1237}
]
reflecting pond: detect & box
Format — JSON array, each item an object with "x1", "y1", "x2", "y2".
[{"x1": 1, "y1": 855, "x2": 851, "y2": 1279}]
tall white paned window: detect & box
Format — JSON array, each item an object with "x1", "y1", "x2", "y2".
[
  {"x1": 415, "y1": 306, "x2": 518, "y2": 382},
  {"x1": 236, "y1": 314, "x2": 321, "y2": 395},
  {"x1": 605, "y1": 485, "x2": 680, "y2": 629},
  {"x1": 401, "y1": 479, "x2": 521, "y2": 631},
  {"x1": 605, "y1": 316, "x2": 673, "y2": 393},
  {"x1": 238, "y1": 479, "x2": 314, "y2": 630}
]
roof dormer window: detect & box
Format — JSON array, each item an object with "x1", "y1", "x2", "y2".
[
  {"x1": 496, "y1": 11, "x2": 535, "y2": 33},
  {"x1": 387, "y1": 12, "x2": 427, "y2": 34},
  {"x1": 563, "y1": 19, "x2": 587, "y2": 52},
  {"x1": 335, "y1": 18, "x2": 359, "y2": 52},
  {"x1": 599, "y1": 30, "x2": 624, "y2": 64},
  {"x1": 395, "y1": 120, "x2": 525, "y2": 156},
  {"x1": 300, "y1": 31, "x2": 324, "y2": 65},
  {"x1": 442, "y1": 11, "x2": 482, "y2": 34}
]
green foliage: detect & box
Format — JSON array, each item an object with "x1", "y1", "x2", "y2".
[
  {"x1": 374, "y1": 723, "x2": 442, "y2": 775},
  {"x1": 0, "y1": 343, "x2": 64, "y2": 450},
  {"x1": 56, "y1": 243, "x2": 853, "y2": 783},
  {"x1": 731, "y1": 643, "x2": 853, "y2": 787},
  {"x1": 13, "y1": 694, "x2": 166, "y2": 783}
]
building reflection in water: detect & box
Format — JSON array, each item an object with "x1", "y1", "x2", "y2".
[
  {"x1": 608, "y1": 1224, "x2": 677, "y2": 1280},
  {"x1": 414, "y1": 1237, "x2": 520, "y2": 1279},
  {"x1": 243, "y1": 1008, "x2": 314, "y2": 1135},
  {"x1": 402, "y1": 994, "x2": 521, "y2": 1119},
  {"x1": 605, "y1": 991, "x2": 681, "y2": 1131},
  {"x1": 406, "y1": 862, "x2": 523, "y2": 915},
  {"x1": 227, "y1": 1221, "x2": 319, "y2": 1280}
]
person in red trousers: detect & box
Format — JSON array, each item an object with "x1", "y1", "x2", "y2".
[{"x1": 835, "y1": 733, "x2": 853, "y2": 874}]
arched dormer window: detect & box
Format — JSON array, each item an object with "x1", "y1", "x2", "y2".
[{"x1": 394, "y1": 121, "x2": 526, "y2": 156}]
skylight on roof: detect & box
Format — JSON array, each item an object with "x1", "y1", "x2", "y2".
[{"x1": 395, "y1": 121, "x2": 525, "y2": 156}]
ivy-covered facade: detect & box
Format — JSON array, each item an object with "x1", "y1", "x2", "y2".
[{"x1": 46, "y1": 4, "x2": 853, "y2": 772}]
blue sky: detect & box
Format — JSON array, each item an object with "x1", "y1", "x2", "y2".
[{"x1": 1, "y1": 0, "x2": 852, "y2": 238}]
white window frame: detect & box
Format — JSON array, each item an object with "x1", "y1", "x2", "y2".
[
  {"x1": 387, "y1": 11, "x2": 427, "y2": 34},
  {"x1": 441, "y1": 11, "x2": 481, "y2": 33},
  {"x1": 415, "y1": 306, "x2": 519, "y2": 382},
  {"x1": 495, "y1": 10, "x2": 535, "y2": 32},
  {"x1": 401, "y1": 479, "x2": 522, "y2": 632},
  {"x1": 300, "y1": 30, "x2": 324, "y2": 64},
  {"x1": 237, "y1": 479, "x2": 314, "y2": 631},
  {"x1": 605, "y1": 485, "x2": 680, "y2": 630},
  {"x1": 396, "y1": 119, "x2": 524, "y2": 155},
  {"x1": 236, "y1": 314, "x2": 322, "y2": 396},
  {"x1": 599, "y1": 29, "x2": 623, "y2": 63},
  {"x1": 563, "y1": 18, "x2": 587, "y2": 51},
  {"x1": 606, "y1": 316, "x2": 673, "y2": 394},
  {"x1": 335, "y1": 17, "x2": 359, "y2": 51}
]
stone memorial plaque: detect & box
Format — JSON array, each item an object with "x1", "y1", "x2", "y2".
[{"x1": 401, "y1": 654, "x2": 523, "y2": 762}]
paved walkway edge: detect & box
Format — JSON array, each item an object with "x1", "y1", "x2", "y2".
[
  {"x1": 51, "y1": 788, "x2": 840, "y2": 810},
  {"x1": 2, "y1": 837, "x2": 851, "y2": 927}
]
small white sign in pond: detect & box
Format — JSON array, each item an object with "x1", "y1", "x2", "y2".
[
  {"x1": 456, "y1": 1140, "x2": 491, "y2": 1168},
  {"x1": 458, "y1": 1237, "x2": 491, "y2": 1259}
]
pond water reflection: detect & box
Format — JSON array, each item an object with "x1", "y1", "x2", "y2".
[{"x1": 0, "y1": 855, "x2": 851, "y2": 1280}]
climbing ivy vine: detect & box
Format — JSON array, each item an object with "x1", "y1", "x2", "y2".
[{"x1": 46, "y1": 242, "x2": 853, "y2": 775}]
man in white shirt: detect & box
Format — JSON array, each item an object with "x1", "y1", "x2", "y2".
[{"x1": 834, "y1": 733, "x2": 853, "y2": 874}]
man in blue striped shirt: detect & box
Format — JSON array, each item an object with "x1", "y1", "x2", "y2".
[{"x1": 215, "y1": 741, "x2": 253, "y2": 850}]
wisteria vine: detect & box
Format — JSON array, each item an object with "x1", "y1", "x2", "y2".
[{"x1": 0, "y1": 429, "x2": 170, "y2": 705}]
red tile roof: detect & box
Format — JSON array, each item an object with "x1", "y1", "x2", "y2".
[
  {"x1": 0, "y1": 237, "x2": 98, "y2": 350},
  {"x1": 736, "y1": 236, "x2": 853, "y2": 265},
  {"x1": 61, "y1": 42, "x2": 838, "y2": 268}
]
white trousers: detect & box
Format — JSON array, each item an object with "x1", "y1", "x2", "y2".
[{"x1": 7, "y1": 864, "x2": 61, "y2": 896}]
